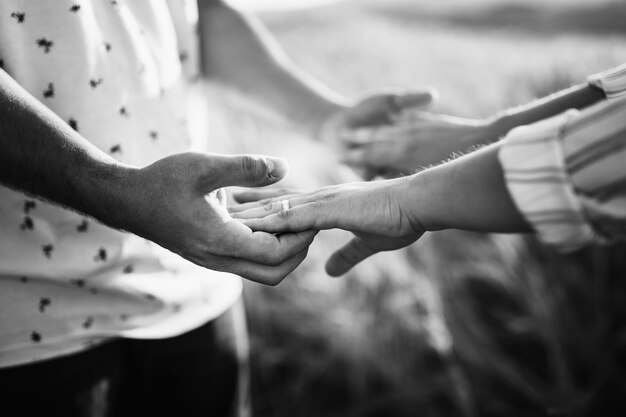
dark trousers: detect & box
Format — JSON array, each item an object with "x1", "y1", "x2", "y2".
[{"x1": 0, "y1": 300, "x2": 250, "y2": 417}]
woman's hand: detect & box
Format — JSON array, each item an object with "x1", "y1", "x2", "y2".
[
  {"x1": 229, "y1": 179, "x2": 425, "y2": 276},
  {"x1": 341, "y1": 111, "x2": 502, "y2": 178},
  {"x1": 228, "y1": 141, "x2": 534, "y2": 276}
]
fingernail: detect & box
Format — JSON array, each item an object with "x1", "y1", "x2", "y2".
[
  {"x1": 266, "y1": 157, "x2": 288, "y2": 180},
  {"x1": 266, "y1": 157, "x2": 275, "y2": 178}
]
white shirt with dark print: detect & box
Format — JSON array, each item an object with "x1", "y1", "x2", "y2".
[{"x1": 0, "y1": 0, "x2": 242, "y2": 367}]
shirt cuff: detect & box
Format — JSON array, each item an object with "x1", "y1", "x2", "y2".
[
  {"x1": 498, "y1": 110, "x2": 598, "y2": 252},
  {"x1": 588, "y1": 63, "x2": 626, "y2": 100}
]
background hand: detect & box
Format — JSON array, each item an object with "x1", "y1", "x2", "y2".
[
  {"x1": 316, "y1": 90, "x2": 438, "y2": 178},
  {"x1": 230, "y1": 179, "x2": 424, "y2": 276},
  {"x1": 122, "y1": 152, "x2": 317, "y2": 285},
  {"x1": 342, "y1": 111, "x2": 497, "y2": 177}
]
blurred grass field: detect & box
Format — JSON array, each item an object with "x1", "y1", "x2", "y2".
[{"x1": 203, "y1": 1, "x2": 626, "y2": 416}]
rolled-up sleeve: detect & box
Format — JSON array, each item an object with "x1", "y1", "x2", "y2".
[
  {"x1": 588, "y1": 63, "x2": 626, "y2": 100},
  {"x1": 498, "y1": 96, "x2": 626, "y2": 252}
]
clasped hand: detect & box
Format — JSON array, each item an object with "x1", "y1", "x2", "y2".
[
  {"x1": 122, "y1": 152, "x2": 317, "y2": 285},
  {"x1": 228, "y1": 178, "x2": 425, "y2": 276}
]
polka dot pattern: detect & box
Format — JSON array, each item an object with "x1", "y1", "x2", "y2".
[{"x1": 0, "y1": 0, "x2": 241, "y2": 369}]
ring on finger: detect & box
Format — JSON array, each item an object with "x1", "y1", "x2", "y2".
[{"x1": 280, "y1": 199, "x2": 290, "y2": 211}]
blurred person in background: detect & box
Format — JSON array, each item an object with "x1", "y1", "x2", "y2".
[
  {"x1": 231, "y1": 64, "x2": 626, "y2": 276},
  {"x1": 0, "y1": 1, "x2": 434, "y2": 416}
]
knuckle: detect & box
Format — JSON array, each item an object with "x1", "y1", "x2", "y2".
[
  {"x1": 310, "y1": 201, "x2": 323, "y2": 210},
  {"x1": 261, "y1": 199, "x2": 275, "y2": 212}
]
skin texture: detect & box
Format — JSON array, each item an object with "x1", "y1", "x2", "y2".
[{"x1": 230, "y1": 143, "x2": 531, "y2": 276}]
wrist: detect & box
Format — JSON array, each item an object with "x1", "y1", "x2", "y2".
[
  {"x1": 72, "y1": 158, "x2": 140, "y2": 231},
  {"x1": 391, "y1": 173, "x2": 439, "y2": 234},
  {"x1": 483, "y1": 112, "x2": 515, "y2": 143},
  {"x1": 406, "y1": 169, "x2": 448, "y2": 232}
]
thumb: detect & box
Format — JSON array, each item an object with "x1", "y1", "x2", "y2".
[
  {"x1": 352, "y1": 88, "x2": 438, "y2": 126},
  {"x1": 391, "y1": 88, "x2": 439, "y2": 112},
  {"x1": 325, "y1": 237, "x2": 378, "y2": 277},
  {"x1": 211, "y1": 154, "x2": 289, "y2": 188}
]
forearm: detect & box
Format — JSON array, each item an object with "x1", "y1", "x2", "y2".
[
  {"x1": 0, "y1": 69, "x2": 135, "y2": 228},
  {"x1": 488, "y1": 82, "x2": 605, "y2": 141},
  {"x1": 197, "y1": 1, "x2": 348, "y2": 135},
  {"x1": 404, "y1": 143, "x2": 531, "y2": 233}
]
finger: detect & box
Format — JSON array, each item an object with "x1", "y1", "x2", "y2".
[
  {"x1": 228, "y1": 193, "x2": 300, "y2": 214},
  {"x1": 223, "y1": 221, "x2": 318, "y2": 266},
  {"x1": 231, "y1": 187, "x2": 297, "y2": 205},
  {"x1": 392, "y1": 88, "x2": 439, "y2": 113},
  {"x1": 230, "y1": 185, "x2": 337, "y2": 214},
  {"x1": 209, "y1": 154, "x2": 289, "y2": 189},
  {"x1": 340, "y1": 126, "x2": 380, "y2": 146},
  {"x1": 229, "y1": 199, "x2": 285, "y2": 219},
  {"x1": 325, "y1": 237, "x2": 378, "y2": 277},
  {"x1": 230, "y1": 190, "x2": 321, "y2": 218},
  {"x1": 383, "y1": 90, "x2": 438, "y2": 124},
  {"x1": 342, "y1": 144, "x2": 397, "y2": 168},
  {"x1": 341, "y1": 124, "x2": 418, "y2": 146},
  {"x1": 192, "y1": 247, "x2": 310, "y2": 286},
  {"x1": 395, "y1": 109, "x2": 439, "y2": 122},
  {"x1": 342, "y1": 149, "x2": 378, "y2": 167},
  {"x1": 242, "y1": 202, "x2": 329, "y2": 234}
]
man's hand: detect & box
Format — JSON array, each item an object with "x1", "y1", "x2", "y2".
[
  {"x1": 316, "y1": 90, "x2": 438, "y2": 178},
  {"x1": 228, "y1": 179, "x2": 424, "y2": 276},
  {"x1": 121, "y1": 153, "x2": 317, "y2": 285}
]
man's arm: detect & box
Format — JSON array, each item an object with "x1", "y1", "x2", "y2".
[
  {"x1": 197, "y1": 0, "x2": 347, "y2": 136},
  {"x1": 196, "y1": 0, "x2": 435, "y2": 142},
  {"x1": 0, "y1": 69, "x2": 130, "y2": 222},
  {"x1": 0, "y1": 69, "x2": 315, "y2": 284}
]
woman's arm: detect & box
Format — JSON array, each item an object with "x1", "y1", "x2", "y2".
[
  {"x1": 232, "y1": 92, "x2": 626, "y2": 275},
  {"x1": 343, "y1": 73, "x2": 610, "y2": 176},
  {"x1": 490, "y1": 82, "x2": 605, "y2": 138},
  {"x1": 231, "y1": 141, "x2": 528, "y2": 275}
]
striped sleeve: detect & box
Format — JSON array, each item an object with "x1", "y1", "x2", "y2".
[
  {"x1": 498, "y1": 97, "x2": 626, "y2": 252},
  {"x1": 588, "y1": 63, "x2": 626, "y2": 100},
  {"x1": 498, "y1": 111, "x2": 597, "y2": 251}
]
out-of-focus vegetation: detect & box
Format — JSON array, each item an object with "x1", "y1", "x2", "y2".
[{"x1": 201, "y1": 1, "x2": 626, "y2": 415}]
